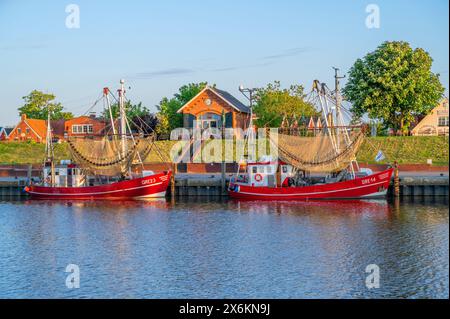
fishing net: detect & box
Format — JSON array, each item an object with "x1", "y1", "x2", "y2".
[
  {"x1": 67, "y1": 136, "x2": 154, "y2": 176},
  {"x1": 271, "y1": 130, "x2": 364, "y2": 173}
]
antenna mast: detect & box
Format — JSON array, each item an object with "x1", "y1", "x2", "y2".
[
  {"x1": 45, "y1": 105, "x2": 55, "y2": 185},
  {"x1": 333, "y1": 67, "x2": 345, "y2": 152}
]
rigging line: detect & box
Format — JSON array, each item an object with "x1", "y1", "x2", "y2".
[
  {"x1": 81, "y1": 93, "x2": 104, "y2": 116},
  {"x1": 124, "y1": 115, "x2": 144, "y2": 169},
  {"x1": 108, "y1": 91, "x2": 120, "y2": 104},
  {"x1": 61, "y1": 93, "x2": 102, "y2": 105},
  {"x1": 153, "y1": 142, "x2": 172, "y2": 170},
  {"x1": 364, "y1": 135, "x2": 390, "y2": 163},
  {"x1": 135, "y1": 115, "x2": 157, "y2": 134}
]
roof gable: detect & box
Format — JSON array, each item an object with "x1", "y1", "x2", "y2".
[
  {"x1": 213, "y1": 88, "x2": 250, "y2": 113},
  {"x1": 177, "y1": 86, "x2": 250, "y2": 114},
  {"x1": 25, "y1": 119, "x2": 47, "y2": 138},
  {"x1": 411, "y1": 97, "x2": 449, "y2": 133}
]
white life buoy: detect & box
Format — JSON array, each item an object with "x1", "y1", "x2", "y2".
[{"x1": 254, "y1": 173, "x2": 263, "y2": 182}]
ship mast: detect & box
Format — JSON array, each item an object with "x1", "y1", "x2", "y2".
[
  {"x1": 45, "y1": 105, "x2": 55, "y2": 186},
  {"x1": 332, "y1": 67, "x2": 359, "y2": 177},
  {"x1": 118, "y1": 79, "x2": 127, "y2": 159},
  {"x1": 333, "y1": 67, "x2": 345, "y2": 152}
]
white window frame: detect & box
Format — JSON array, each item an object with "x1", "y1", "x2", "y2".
[{"x1": 438, "y1": 116, "x2": 449, "y2": 127}]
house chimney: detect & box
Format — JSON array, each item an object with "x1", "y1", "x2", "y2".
[{"x1": 21, "y1": 114, "x2": 27, "y2": 121}]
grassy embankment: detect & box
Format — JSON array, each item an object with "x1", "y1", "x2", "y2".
[
  {"x1": 0, "y1": 136, "x2": 448, "y2": 166},
  {"x1": 0, "y1": 141, "x2": 178, "y2": 165}
]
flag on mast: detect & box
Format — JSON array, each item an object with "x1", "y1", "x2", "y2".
[{"x1": 375, "y1": 150, "x2": 385, "y2": 162}]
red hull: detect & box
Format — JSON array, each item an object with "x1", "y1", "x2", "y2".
[
  {"x1": 25, "y1": 171, "x2": 171, "y2": 200},
  {"x1": 229, "y1": 168, "x2": 393, "y2": 200}
]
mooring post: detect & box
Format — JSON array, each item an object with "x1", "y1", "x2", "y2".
[
  {"x1": 171, "y1": 162, "x2": 177, "y2": 199},
  {"x1": 394, "y1": 161, "x2": 400, "y2": 197},
  {"x1": 221, "y1": 162, "x2": 226, "y2": 194},
  {"x1": 27, "y1": 164, "x2": 32, "y2": 185},
  {"x1": 221, "y1": 122, "x2": 226, "y2": 194}
]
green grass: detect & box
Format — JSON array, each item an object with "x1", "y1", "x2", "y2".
[
  {"x1": 0, "y1": 136, "x2": 448, "y2": 166},
  {"x1": 0, "y1": 142, "x2": 69, "y2": 165},
  {"x1": 358, "y1": 136, "x2": 449, "y2": 166},
  {"x1": 0, "y1": 141, "x2": 179, "y2": 165}
]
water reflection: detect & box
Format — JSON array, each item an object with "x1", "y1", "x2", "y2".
[{"x1": 0, "y1": 197, "x2": 447, "y2": 298}]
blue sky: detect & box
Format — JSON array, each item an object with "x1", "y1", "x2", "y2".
[{"x1": 0, "y1": 0, "x2": 448, "y2": 125}]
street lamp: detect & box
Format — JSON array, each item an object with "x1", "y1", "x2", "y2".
[
  {"x1": 238, "y1": 85, "x2": 258, "y2": 109},
  {"x1": 238, "y1": 85, "x2": 258, "y2": 145}
]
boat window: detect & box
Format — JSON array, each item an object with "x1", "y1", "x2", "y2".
[
  {"x1": 282, "y1": 166, "x2": 288, "y2": 173},
  {"x1": 252, "y1": 166, "x2": 257, "y2": 174},
  {"x1": 68, "y1": 169, "x2": 72, "y2": 176},
  {"x1": 266, "y1": 166, "x2": 272, "y2": 174}
]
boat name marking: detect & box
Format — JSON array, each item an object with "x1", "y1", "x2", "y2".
[
  {"x1": 361, "y1": 177, "x2": 377, "y2": 185},
  {"x1": 142, "y1": 178, "x2": 157, "y2": 185}
]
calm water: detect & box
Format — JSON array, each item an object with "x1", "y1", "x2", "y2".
[{"x1": 0, "y1": 197, "x2": 448, "y2": 299}]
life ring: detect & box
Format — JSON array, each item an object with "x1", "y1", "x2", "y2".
[{"x1": 254, "y1": 173, "x2": 263, "y2": 182}]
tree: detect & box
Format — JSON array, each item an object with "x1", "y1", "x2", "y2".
[
  {"x1": 102, "y1": 101, "x2": 150, "y2": 120},
  {"x1": 18, "y1": 90, "x2": 73, "y2": 120},
  {"x1": 102, "y1": 101, "x2": 158, "y2": 134},
  {"x1": 132, "y1": 113, "x2": 159, "y2": 135},
  {"x1": 253, "y1": 81, "x2": 318, "y2": 127},
  {"x1": 156, "y1": 82, "x2": 210, "y2": 134},
  {"x1": 343, "y1": 41, "x2": 444, "y2": 135}
]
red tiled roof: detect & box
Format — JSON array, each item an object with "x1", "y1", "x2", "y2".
[{"x1": 25, "y1": 119, "x2": 47, "y2": 139}]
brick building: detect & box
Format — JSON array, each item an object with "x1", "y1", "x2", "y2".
[
  {"x1": 7, "y1": 114, "x2": 106, "y2": 143},
  {"x1": 411, "y1": 98, "x2": 449, "y2": 136},
  {"x1": 64, "y1": 115, "x2": 106, "y2": 138},
  {"x1": 8, "y1": 114, "x2": 48, "y2": 143},
  {"x1": 177, "y1": 86, "x2": 251, "y2": 133}
]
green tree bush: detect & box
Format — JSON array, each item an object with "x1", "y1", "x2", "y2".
[
  {"x1": 18, "y1": 90, "x2": 73, "y2": 120},
  {"x1": 343, "y1": 41, "x2": 444, "y2": 135},
  {"x1": 253, "y1": 81, "x2": 318, "y2": 128}
]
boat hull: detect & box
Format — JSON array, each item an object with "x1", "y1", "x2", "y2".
[
  {"x1": 25, "y1": 171, "x2": 171, "y2": 200},
  {"x1": 228, "y1": 168, "x2": 394, "y2": 200}
]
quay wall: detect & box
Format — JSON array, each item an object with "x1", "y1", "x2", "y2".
[
  {"x1": 0, "y1": 173, "x2": 448, "y2": 199},
  {"x1": 0, "y1": 163, "x2": 448, "y2": 178}
]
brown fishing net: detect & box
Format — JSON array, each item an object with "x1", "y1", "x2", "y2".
[
  {"x1": 271, "y1": 130, "x2": 364, "y2": 172},
  {"x1": 67, "y1": 136, "x2": 154, "y2": 176}
]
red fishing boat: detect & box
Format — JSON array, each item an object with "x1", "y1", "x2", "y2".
[
  {"x1": 228, "y1": 161, "x2": 393, "y2": 200},
  {"x1": 25, "y1": 171, "x2": 171, "y2": 200},
  {"x1": 229, "y1": 73, "x2": 394, "y2": 201},
  {"x1": 25, "y1": 80, "x2": 171, "y2": 200}
]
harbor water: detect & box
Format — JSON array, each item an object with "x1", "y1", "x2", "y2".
[{"x1": 0, "y1": 198, "x2": 448, "y2": 298}]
